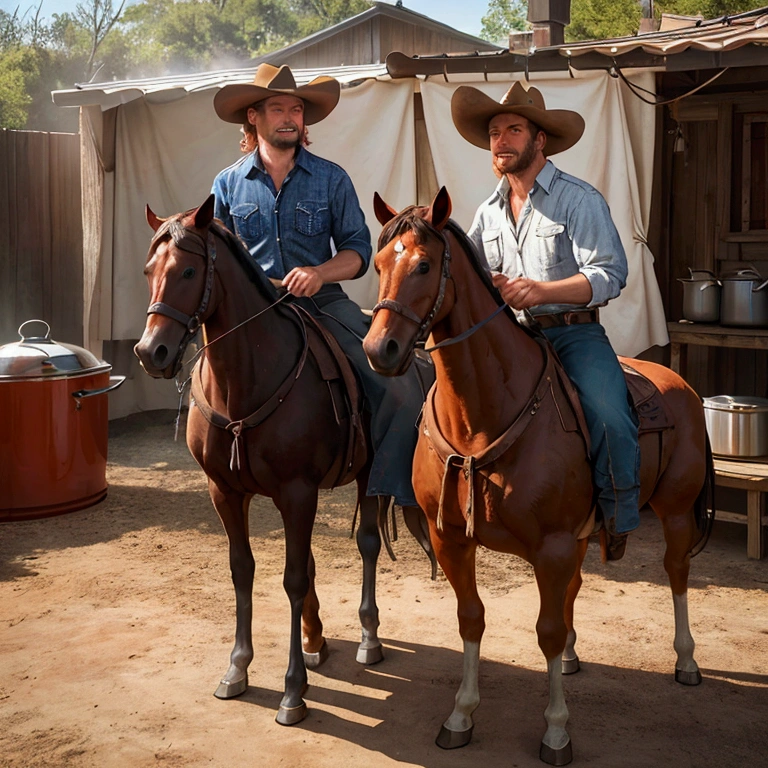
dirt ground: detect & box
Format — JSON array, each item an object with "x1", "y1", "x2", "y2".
[{"x1": 1, "y1": 410, "x2": 767, "y2": 768}]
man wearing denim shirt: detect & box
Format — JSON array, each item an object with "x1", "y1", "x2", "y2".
[
  {"x1": 451, "y1": 81, "x2": 639, "y2": 560},
  {"x1": 211, "y1": 63, "x2": 426, "y2": 512}
]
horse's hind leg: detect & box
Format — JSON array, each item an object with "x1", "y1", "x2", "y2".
[
  {"x1": 209, "y1": 483, "x2": 255, "y2": 700},
  {"x1": 302, "y1": 549, "x2": 329, "y2": 669},
  {"x1": 355, "y1": 484, "x2": 383, "y2": 664},
  {"x1": 562, "y1": 537, "x2": 589, "y2": 675},
  {"x1": 655, "y1": 501, "x2": 702, "y2": 685}
]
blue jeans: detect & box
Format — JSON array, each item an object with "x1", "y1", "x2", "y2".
[{"x1": 543, "y1": 323, "x2": 640, "y2": 534}]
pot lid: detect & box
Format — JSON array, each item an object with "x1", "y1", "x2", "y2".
[
  {"x1": 0, "y1": 320, "x2": 110, "y2": 380},
  {"x1": 703, "y1": 395, "x2": 768, "y2": 412}
]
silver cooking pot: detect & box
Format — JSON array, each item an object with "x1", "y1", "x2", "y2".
[
  {"x1": 720, "y1": 268, "x2": 768, "y2": 327},
  {"x1": 703, "y1": 395, "x2": 768, "y2": 457},
  {"x1": 677, "y1": 268, "x2": 721, "y2": 323}
]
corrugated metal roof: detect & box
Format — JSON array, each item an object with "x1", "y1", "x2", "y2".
[
  {"x1": 52, "y1": 63, "x2": 390, "y2": 109},
  {"x1": 560, "y1": 7, "x2": 768, "y2": 58}
]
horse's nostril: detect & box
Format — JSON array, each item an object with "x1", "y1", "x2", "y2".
[
  {"x1": 385, "y1": 338, "x2": 400, "y2": 364},
  {"x1": 152, "y1": 345, "x2": 169, "y2": 368}
]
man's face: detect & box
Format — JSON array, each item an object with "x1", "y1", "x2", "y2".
[
  {"x1": 249, "y1": 95, "x2": 305, "y2": 150},
  {"x1": 488, "y1": 113, "x2": 545, "y2": 176}
]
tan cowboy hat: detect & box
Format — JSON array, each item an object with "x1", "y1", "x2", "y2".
[
  {"x1": 214, "y1": 63, "x2": 340, "y2": 125},
  {"x1": 451, "y1": 81, "x2": 585, "y2": 156}
]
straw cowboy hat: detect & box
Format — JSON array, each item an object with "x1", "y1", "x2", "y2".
[
  {"x1": 451, "y1": 81, "x2": 585, "y2": 156},
  {"x1": 214, "y1": 63, "x2": 340, "y2": 125}
]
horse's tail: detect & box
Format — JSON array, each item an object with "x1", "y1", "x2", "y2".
[{"x1": 690, "y1": 432, "x2": 716, "y2": 557}]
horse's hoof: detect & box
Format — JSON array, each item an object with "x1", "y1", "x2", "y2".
[
  {"x1": 540, "y1": 738, "x2": 573, "y2": 766},
  {"x1": 303, "y1": 640, "x2": 329, "y2": 669},
  {"x1": 356, "y1": 642, "x2": 384, "y2": 665},
  {"x1": 675, "y1": 668, "x2": 702, "y2": 686},
  {"x1": 561, "y1": 656, "x2": 580, "y2": 675},
  {"x1": 435, "y1": 725, "x2": 473, "y2": 749},
  {"x1": 276, "y1": 700, "x2": 308, "y2": 726},
  {"x1": 214, "y1": 674, "x2": 248, "y2": 699}
]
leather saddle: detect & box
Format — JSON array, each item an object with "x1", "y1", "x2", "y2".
[{"x1": 621, "y1": 361, "x2": 674, "y2": 435}]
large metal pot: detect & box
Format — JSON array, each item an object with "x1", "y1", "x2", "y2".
[
  {"x1": 678, "y1": 268, "x2": 721, "y2": 322},
  {"x1": 0, "y1": 320, "x2": 125, "y2": 521},
  {"x1": 720, "y1": 268, "x2": 768, "y2": 327},
  {"x1": 703, "y1": 395, "x2": 768, "y2": 457}
]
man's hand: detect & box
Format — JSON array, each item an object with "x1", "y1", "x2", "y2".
[
  {"x1": 283, "y1": 266, "x2": 323, "y2": 297},
  {"x1": 492, "y1": 273, "x2": 541, "y2": 310}
]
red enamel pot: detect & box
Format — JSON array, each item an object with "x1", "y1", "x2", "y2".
[{"x1": 0, "y1": 320, "x2": 125, "y2": 521}]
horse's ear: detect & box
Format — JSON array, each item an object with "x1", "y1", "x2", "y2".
[
  {"x1": 194, "y1": 194, "x2": 216, "y2": 230},
  {"x1": 373, "y1": 191, "x2": 398, "y2": 226},
  {"x1": 146, "y1": 204, "x2": 165, "y2": 232},
  {"x1": 426, "y1": 187, "x2": 452, "y2": 231}
]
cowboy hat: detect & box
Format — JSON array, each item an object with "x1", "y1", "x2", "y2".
[
  {"x1": 214, "y1": 63, "x2": 340, "y2": 125},
  {"x1": 451, "y1": 81, "x2": 585, "y2": 156}
]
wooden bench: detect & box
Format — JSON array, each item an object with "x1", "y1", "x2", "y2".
[{"x1": 712, "y1": 458, "x2": 768, "y2": 559}]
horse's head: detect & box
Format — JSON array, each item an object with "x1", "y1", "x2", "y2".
[
  {"x1": 363, "y1": 187, "x2": 454, "y2": 376},
  {"x1": 134, "y1": 194, "x2": 219, "y2": 378}
]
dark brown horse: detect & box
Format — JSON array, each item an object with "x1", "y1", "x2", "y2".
[
  {"x1": 134, "y1": 194, "x2": 431, "y2": 726},
  {"x1": 362, "y1": 188, "x2": 714, "y2": 765}
]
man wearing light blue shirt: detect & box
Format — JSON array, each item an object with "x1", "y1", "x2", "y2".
[{"x1": 452, "y1": 81, "x2": 639, "y2": 560}]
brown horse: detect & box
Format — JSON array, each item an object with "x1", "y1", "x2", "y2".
[
  {"x1": 362, "y1": 188, "x2": 714, "y2": 765},
  {"x1": 134, "y1": 194, "x2": 432, "y2": 726}
]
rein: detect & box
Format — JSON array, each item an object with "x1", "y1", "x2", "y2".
[{"x1": 372, "y1": 225, "x2": 506, "y2": 353}]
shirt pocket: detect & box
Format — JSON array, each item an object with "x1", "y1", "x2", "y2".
[
  {"x1": 295, "y1": 200, "x2": 331, "y2": 237},
  {"x1": 535, "y1": 221, "x2": 567, "y2": 271},
  {"x1": 230, "y1": 203, "x2": 262, "y2": 242},
  {"x1": 481, "y1": 228, "x2": 503, "y2": 271}
]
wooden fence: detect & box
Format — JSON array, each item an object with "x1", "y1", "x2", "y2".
[{"x1": 0, "y1": 129, "x2": 83, "y2": 347}]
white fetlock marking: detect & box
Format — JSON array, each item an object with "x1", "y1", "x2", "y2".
[
  {"x1": 673, "y1": 593, "x2": 699, "y2": 673},
  {"x1": 443, "y1": 640, "x2": 481, "y2": 733},
  {"x1": 542, "y1": 657, "x2": 570, "y2": 750},
  {"x1": 563, "y1": 628, "x2": 577, "y2": 663}
]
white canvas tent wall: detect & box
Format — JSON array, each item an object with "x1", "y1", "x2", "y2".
[{"x1": 54, "y1": 64, "x2": 666, "y2": 418}]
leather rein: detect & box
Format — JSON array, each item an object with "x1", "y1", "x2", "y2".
[
  {"x1": 371, "y1": 225, "x2": 506, "y2": 354},
  {"x1": 145, "y1": 218, "x2": 305, "y2": 471}
]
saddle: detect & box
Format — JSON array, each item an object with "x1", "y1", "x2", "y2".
[
  {"x1": 621, "y1": 361, "x2": 674, "y2": 434},
  {"x1": 190, "y1": 303, "x2": 367, "y2": 488}
]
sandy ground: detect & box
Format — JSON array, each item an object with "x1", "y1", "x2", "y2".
[{"x1": 1, "y1": 410, "x2": 767, "y2": 768}]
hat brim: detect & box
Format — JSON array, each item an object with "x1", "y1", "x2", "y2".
[
  {"x1": 214, "y1": 76, "x2": 340, "y2": 125},
  {"x1": 451, "y1": 85, "x2": 585, "y2": 156}
]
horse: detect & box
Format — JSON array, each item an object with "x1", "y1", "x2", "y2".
[
  {"x1": 134, "y1": 194, "x2": 433, "y2": 726},
  {"x1": 362, "y1": 187, "x2": 714, "y2": 765}
]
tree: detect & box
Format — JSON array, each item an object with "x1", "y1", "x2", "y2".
[
  {"x1": 481, "y1": 0, "x2": 529, "y2": 46},
  {"x1": 567, "y1": 0, "x2": 642, "y2": 40},
  {"x1": 74, "y1": 0, "x2": 126, "y2": 79}
]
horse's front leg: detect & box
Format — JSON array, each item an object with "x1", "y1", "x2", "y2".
[
  {"x1": 301, "y1": 549, "x2": 328, "y2": 668},
  {"x1": 562, "y1": 537, "x2": 589, "y2": 675},
  {"x1": 209, "y1": 482, "x2": 255, "y2": 700},
  {"x1": 431, "y1": 529, "x2": 485, "y2": 750},
  {"x1": 274, "y1": 482, "x2": 319, "y2": 725},
  {"x1": 355, "y1": 487, "x2": 384, "y2": 664},
  {"x1": 533, "y1": 532, "x2": 579, "y2": 766}
]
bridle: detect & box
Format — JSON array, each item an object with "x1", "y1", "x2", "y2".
[
  {"x1": 371, "y1": 227, "x2": 453, "y2": 349},
  {"x1": 371, "y1": 221, "x2": 507, "y2": 353}
]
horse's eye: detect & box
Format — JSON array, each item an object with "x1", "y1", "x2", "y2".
[
  {"x1": 182, "y1": 267, "x2": 196, "y2": 279},
  {"x1": 416, "y1": 261, "x2": 430, "y2": 275}
]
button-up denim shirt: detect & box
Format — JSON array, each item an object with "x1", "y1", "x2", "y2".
[
  {"x1": 467, "y1": 160, "x2": 627, "y2": 315},
  {"x1": 211, "y1": 146, "x2": 371, "y2": 280}
]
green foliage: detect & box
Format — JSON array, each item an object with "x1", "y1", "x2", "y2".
[
  {"x1": 655, "y1": 0, "x2": 759, "y2": 19},
  {"x1": 481, "y1": 0, "x2": 529, "y2": 45},
  {"x1": 0, "y1": 47, "x2": 34, "y2": 128}
]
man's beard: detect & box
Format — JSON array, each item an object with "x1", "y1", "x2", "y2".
[
  {"x1": 269, "y1": 126, "x2": 301, "y2": 150},
  {"x1": 494, "y1": 135, "x2": 537, "y2": 176}
]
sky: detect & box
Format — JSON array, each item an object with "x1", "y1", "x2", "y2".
[{"x1": 0, "y1": 0, "x2": 493, "y2": 39}]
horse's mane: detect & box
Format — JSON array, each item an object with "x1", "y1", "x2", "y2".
[
  {"x1": 378, "y1": 208, "x2": 520, "y2": 327},
  {"x1": 209, "y1": 219, "x2": 280, "y2": 301}
]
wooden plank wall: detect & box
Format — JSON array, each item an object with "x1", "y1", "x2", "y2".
[{"x1": 0, "y1": 129, "x2": 83, "y2": 347}]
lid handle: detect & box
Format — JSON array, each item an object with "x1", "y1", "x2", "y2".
[{"x1": 18, "y1": 319, "x2": 52, "y2": 342}]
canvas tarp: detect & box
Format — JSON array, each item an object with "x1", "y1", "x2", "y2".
[{"x1": 80, "y1": 69, "x2": 666, "y2": 417}]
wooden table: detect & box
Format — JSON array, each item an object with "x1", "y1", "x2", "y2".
[
  {"x1": 666, "y1": 322, "x2": 768, "y2": 558},
  {"x1": 667, "y1": 321, "x2": 768, "y2": 376}
]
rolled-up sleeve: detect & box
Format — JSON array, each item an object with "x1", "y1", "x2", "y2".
[
  {"x1": 569, "y1": 190, "x2": 627, "y2": 307},
  {"x1": 330, "y1": 173, "x2": 371, "y2": 278}
]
